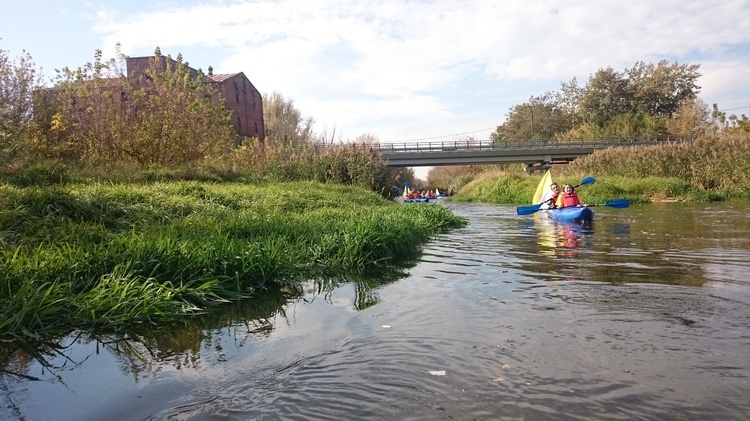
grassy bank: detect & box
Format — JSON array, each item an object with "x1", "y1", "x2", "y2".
[
  {"x1": 2, "y1": 139, "x2": 417, "y2": 200},
  {"x1": 446, "y1": 131, "x2": 750, "y2": 204},
  {"x1": 453, "y1": 171, "x2": 726, "y2": 205},
  {"x1": 0, "y1": 181, "x2": 467, "y2": 342}
]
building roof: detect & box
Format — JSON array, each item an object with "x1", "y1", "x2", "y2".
[{"x1": 206, "y1": 73, "x2": 242, "y2": 83}]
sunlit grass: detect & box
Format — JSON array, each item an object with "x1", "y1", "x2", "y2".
[
  {"x1": 565, "y1": 132, "x2": 750, "y2": 199},
  {"x1": 454, "y1": 131, "x2": 750, "y2": 203},
  {"x1": 0, "y1": 181, "x2": 467, "y2": 342}
]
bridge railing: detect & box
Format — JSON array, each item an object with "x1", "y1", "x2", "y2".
[{"x1": 372, "y1": 136, "x2": 693, "y2": 153}]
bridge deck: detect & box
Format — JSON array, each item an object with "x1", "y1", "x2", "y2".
[{"x1": 371, "y1": 137, "x2": 691, "y2": 169}]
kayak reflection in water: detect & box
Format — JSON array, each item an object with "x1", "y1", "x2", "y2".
[
  {"x1": 556, "y1": 223, "x2": 583, "y2": 249},
  {"x1": 536, "y1": 215, "x2": 593, "y2": 256}
]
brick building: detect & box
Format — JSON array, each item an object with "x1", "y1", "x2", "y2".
[
  {"x1": 205, "y1": 73, "x2": 265, "y2": 140},
  {"x1": 126, "y1": 56, "x2": 265, "y2": 140}
]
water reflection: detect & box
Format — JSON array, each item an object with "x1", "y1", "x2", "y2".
[
  {"x1": 0, "y1": 267, "x2": 411, "y2": 388},
  {"x1": 0, "y1": 289, "x2": 290, "y2": 386},
  {"x1": 533, "y1": 214, "x2": 594, "y2": 257},
  {"x1": 508, "y1": 208, "x2": 714, "y2": 286}
]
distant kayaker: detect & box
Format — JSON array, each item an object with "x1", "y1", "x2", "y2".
[
  {"x1": 539, "y1": 183, "x2": 560, "y2": 209},
  {"x1": 556, "y1": 183, "x2": 586, "y2": 208}
]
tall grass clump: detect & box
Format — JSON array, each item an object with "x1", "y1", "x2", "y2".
[
  {"x1": 226, "y1": 139, "x2": 410, "y2": 197},
  {"x1": 454, "y1": 171, "x2": 534, "y2": 203},
  {"x1": 0, "y1": 181, "x2": 466, "y2": 342},
  {"x1": 456, "y1": 131, "x2": 750, "y2": 204},
  {"x1": 425, "y1": 164, "x2": 507, "y2": 192},
  {"x1": 2, "y1": 134, "x2": 415, "y2": 201},
  {"x1": 568, "y1": 132, "x2": 750, "y2": 198}
]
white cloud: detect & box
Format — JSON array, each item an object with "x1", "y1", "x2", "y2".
[{"x1": 85, "y1": 0, "x2": 750, "y2": 141}]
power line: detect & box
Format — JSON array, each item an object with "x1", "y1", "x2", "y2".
[
  {"x1": 719, "y1": 106, "x2": 748, "y2": 112},
  {"x1": 393, "y1": 127, "x2": 496, "y2": 142}
]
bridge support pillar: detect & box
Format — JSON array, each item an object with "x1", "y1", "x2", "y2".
[{"x1": 524, "y1": 162, "x2": 551, "y2": 174}]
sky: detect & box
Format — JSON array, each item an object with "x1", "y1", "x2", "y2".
[{"x1": 3, "y1": 0, "x2": 750, "y2": 179}]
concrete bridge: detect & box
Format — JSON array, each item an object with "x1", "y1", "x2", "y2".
[{"x1": 372, "y1": 137, "x2": 691, "y2": 172}]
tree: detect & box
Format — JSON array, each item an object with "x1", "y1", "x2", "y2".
[
  {"x1": 490, "y1": 101, "x2": 534, "y2": 141},
  {"x1": 626, "y1": 60, "x2": 701, "y2": 118},
  {"x1": 555, "y1": 77, "x2": 584, "y2": 117},
  {"x1": 262, "y1": 91, "x2": 314, "y2": 145},
  {"x1": 124, "y1": 51, "x2": 235, "y2": 166},
  {"x1": 37, "y1": 46, "x2": 236, "y2": 167},
  {"x1": 727, "y1": 114, "x2": 750, "y2": 132},
  {"x1": 579, "y1": 67, "x2": 631, "y2": 128},
  {"x1": 665, "y1": 98, "x2": 711, "y2": 137},
  {"x1": 0, "y1": 47, "x2": 44, "y2": 161},
  {"x1": 491, "y1": 92, "x2": 577, "y2": 141},
  {"x1": 41, "y1": 47, "x2": 130, "y2": 162},
  {"x1": 557, "y1": 61, "x2": 703, "y2": 138}
]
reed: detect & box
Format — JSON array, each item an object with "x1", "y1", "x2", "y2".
[
  {"x1": 452, "y1": 131, "x2": 750, "y2": 203},
  {"x1": 0, "y1": 181, "x2": 466, "y2": 342},
  {"x1": 566, "y1": 132, "x2": 750, "y2": 198},
  {"x1": 457, "y1": 172, "x2": 535, "y2": 204}
]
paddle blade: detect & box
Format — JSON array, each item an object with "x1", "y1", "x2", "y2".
[
  {"x1": 604, "y1": 199, "x2": 630, "y2": 208},
  {"x1": 578, "y1": 176, "x2": 596, "y2": 186},
  {"x1": 517, "y1": 203, "x2": 543, "y2": 215}
]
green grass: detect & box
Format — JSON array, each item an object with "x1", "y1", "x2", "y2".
[
  {"x1": 455, "y1": 132, "x2": 750, "y2": 204},
  {"x1": 434, "y1": 131, "x2": 750, "y2": 204},
  {"x1": 452, "y1": 172, "x2": 704, "y2": 205},
  {"x1": 563, "y1": 132, "x2": 750, "y2": 199},
  {"x1": 0, "y1": 181, "x2": 467, "y2": 342}
]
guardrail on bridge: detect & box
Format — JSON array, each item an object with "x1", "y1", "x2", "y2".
[
  {"x1": 369, "y1": 136, "x2": 695, "y2": 171},
  {"x1": 371, "y1": 136, "x2": 693, "y2": 153}
]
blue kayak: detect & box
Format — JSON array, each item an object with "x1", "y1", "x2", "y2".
[
  {"x1": 402, "y1": 197, "x2": 433, "y2": 203},
  {"x1": 542, "y1": 206, "x2": 594, "y2": 222}
]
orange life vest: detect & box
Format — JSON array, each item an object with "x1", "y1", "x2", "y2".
[{"x1": 557, "y1": 192, "x2": 580, "y2": 208}]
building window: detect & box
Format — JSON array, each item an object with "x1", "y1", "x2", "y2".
[{"x1": 237, "y1": 117, "x2": 242, "y2": 132}]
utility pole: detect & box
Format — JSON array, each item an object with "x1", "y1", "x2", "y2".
[{"x1": 529, "y1": 104, "x2": 534, "y2": 139}]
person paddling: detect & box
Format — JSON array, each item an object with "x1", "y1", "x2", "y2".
[
  {"x1": 555, "y1": 183, "x2": 586, "y2": 208},
  {"x1": 538, "y1": 183, "x2": 560, "y2": 209}
]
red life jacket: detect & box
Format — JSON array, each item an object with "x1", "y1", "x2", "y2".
[{"x1": 558, "y1": 192, "x2": 580, "y2": 207}]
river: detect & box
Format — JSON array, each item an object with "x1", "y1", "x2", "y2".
[{"x1": 2, "y1": 201, "x2": 749, "y2": 420}]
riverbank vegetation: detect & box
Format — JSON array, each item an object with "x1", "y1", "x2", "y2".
[
  {"x1": 0, "y1": 46, "x2": 418, "y2": 192},
  {"x1": 0, "y1": 181, "x2": 467, "y2": 342},
  {"x1": 429, "y1": 60, "x2": 749, "y2": 203},
  {"x1": 452, "y1": 130, "x2": 750, "y2": 204},
  {"x1": 2, "y1": 47, "x2": 435, "y2": 345}
]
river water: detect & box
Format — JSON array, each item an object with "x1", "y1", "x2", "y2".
[{"x1": 2, "y1": 201, "x2": 749, "y2": 420}]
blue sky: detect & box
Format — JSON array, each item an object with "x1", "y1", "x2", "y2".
[{"x1": 3, "y1": 0, "x2": 750, "y2": 177}]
